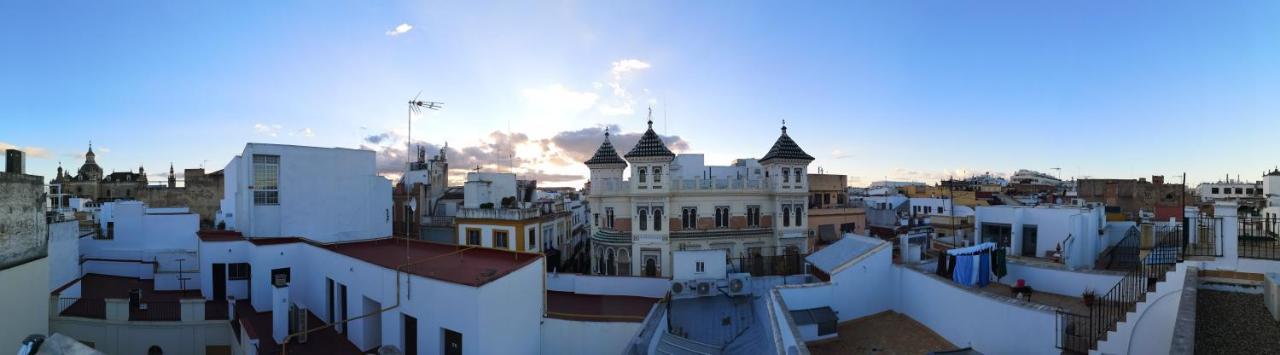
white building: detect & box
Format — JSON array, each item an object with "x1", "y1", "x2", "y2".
[
  {"x1": 975, "y1": 204, "x2": 1106, "y2": 269},
  {"x1": 586, "y1": 121, "x2": 814, "y2": 277},
  {"x1": 198, "y1": 143, "x2": 546, "y2": 354},
  {"x1": 217, "y1": 143, "x2": 392, "y2": 243},
  {"x1": 82, "y1": 201, "x2": 200, "y2": 291},
  {"x1": 1196, "y1": 177, "x2": 1263, "y2": 202}
]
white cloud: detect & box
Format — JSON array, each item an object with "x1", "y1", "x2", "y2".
[
  {"x1": 288, "y1": 127, "x2": 316, "y2": 138},
  {"x1": 254, "y1": 123, "x2": 283, "y2": 137},
  {"x1": 831, "y1": 149, "x2": 852, "y2": 159},
  {"x1": 521, "y1": 84, "x2": 600, "y2": 115},
  {"x1": 385, "y1": 23, "x2": 413, "y2": 36},
  {"x1": 0, "y1": 142, "x2": 53, "y2": 159},
  {"x1": 610, "y1": 59, "x2": 651, "y2": 79}
]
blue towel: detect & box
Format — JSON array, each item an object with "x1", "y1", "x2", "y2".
[{"x1": 977, "y1": 253, "x2": 991, "y2": 287}]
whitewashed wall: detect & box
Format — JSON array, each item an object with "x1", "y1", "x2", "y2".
[
  {"x1": 777, "y1": 244, "x2": 895, "y2": 322},
  {"x1": 198, "y1": 240, "x2": 251, "y2": 301},
  {"x1": 50, "y1": 318, "x2": 230, "y2": 355},
  {"x1": 0, "y1": 258, "x2": 49, "y2": 350},
  {"x1": 48, "y1": 220, "x2": 81, "y2": 292},
  {"x1": 540, "y1": 318, "x2": 640, "y2": 355},
  {"x1": 999, "y1": 260, "x2": 1123, "y2": 298},
  {"x1": 895, "y1": 266, "x2": 1058, "y2": 354},
  {"x1": 223, "y1": 144, "x2": 392, "y2": 244},
  {"x1": 545, "y1": 273, "x2": 669, "y2": 298}
]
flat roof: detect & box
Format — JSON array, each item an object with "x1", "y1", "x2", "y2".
[
  {"x1": 545, "y1": 291, "x2": 659, "y2": 322},
  {"x1": 326, "y1": 238, "x2": 542, "y2": 287},
  {"x1": 197, "y1": 231, "x2": 541, "y2": 287}
]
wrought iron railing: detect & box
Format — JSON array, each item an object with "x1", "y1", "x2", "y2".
[
  {"x1": 1055, "y1": 229, "x2": 1182, "y2": 353},
  {"x1": 728, "y1": 254, "x2": 806, "y2": 276},
  {"x1": 1100, "y1": 227, "x2": 1139, "y2": 270},
  {"x1": 1182, "y1": 215, "x2": 1222, "y2": 257},
  {"x1": 57, "y1": 298, "x2": 105, "y2": 319},
  {"x1": 1239, "y1": 216, "x2": 1280, "y2": 260}
]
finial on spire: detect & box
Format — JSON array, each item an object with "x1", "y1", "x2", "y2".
[
  {"x1": 647, "y1": 106, "x2": 654, "y2": 129},
  {"x1": 781, "y1": 119, "x2": 788, "y2": 134},
  {"x1": 604, "y1": 126, "x2": 610, "y2": 137}
]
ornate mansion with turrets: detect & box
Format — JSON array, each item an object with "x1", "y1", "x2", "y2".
[{"x1": 586, "y1": 119, "x2": 814, "y2": 277}]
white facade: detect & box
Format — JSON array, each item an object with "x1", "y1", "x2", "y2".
[
  {"x1": 975, "y1": 204, "x2": 1106, "y2": 269},
  {"x1": 463, "y1": 172, "x2": 517, "y2": 208},
  {"x1": 1196, "y1": 180, "x2": 1263, "y2": 202},
  {"x1": 218, "y1": 143, "x2": 392, "y2": 243},
  {"x1": 672, "y1": 249, "x2": 729, "y2": 281},
  {"x1": 586, "y1": 124, "x2": 813, "y2": 278},
  {"x1": 82, "y1": 201, "x2": 200, "y2": 290}
]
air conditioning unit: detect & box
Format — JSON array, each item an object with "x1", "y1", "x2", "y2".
[
  {"x1": 696, "y1": 281, "x2": 712, "y2": 295},
  {"x1": 671, "y1": 281, "x2": 685, "y2": 296},
  {"x1": 726, "y1": 274, "x2": 750, "y2": 295}
]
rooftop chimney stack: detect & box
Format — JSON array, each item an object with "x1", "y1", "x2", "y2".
[{"x1": 5, "y1": 149, "x2": 24, "y2": 174}]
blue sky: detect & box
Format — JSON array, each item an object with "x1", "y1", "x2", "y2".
[{"x1": 3, "y1": 1, "x2": 1278, "y2": 187}]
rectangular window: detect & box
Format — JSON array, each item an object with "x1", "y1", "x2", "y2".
[
  {"x1": 494, "y1": 231, "x2": 509, "y2": 249},
  {"x1": 1211, "y1": 187, "x2": 1220, "y2": 194},
  {"x1": 531, "y1": 229, "x2": 539, "y2": 249},
  {"x1": 1235, "y1": 188, "x2": 1243, "y2": 194},
  {"x1": 695, "y1": 261, "x2": 705, "y2": 273},
  {"x1": 606, "y1": 208, "x2": 615, "y2": 229},
  {"x1": 746, "y1": 206, "x2": 761, "y2": 227},
  {"x1": 682, "y1": 207, "x2": 697, "y2": 229},
  {"x1": 783, "y1": 168, "x2": 790, "y2": 183},
  {"x1": 1247, "y1": 188, "x2": 1256, "y2": 195},
  {"x1": 228, "y1": 263, "x2": 250, "y2": 280},
  {"x1": 253, "y1": 155, "x2": 280, "y2": 205},
  {"x1": 466, "y1": 229, "x2": 481, "y2": 246},
  {"x1": 715, "y1": 206, "x2": 730, "y2": 228}
]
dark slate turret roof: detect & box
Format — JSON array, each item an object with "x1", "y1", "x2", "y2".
[
  {"x1": 624, "y1": 121, "x2": 675, "y2": 159},
  {"x1": 760, "y1": 124, "x2": 814, "y2": 163},
  {"x1": 1267, "y1": 168, "x2": 1280, "y2": 177},
  {"x1": 584, "y1": 132, "x2": 627, "y2": 166}
]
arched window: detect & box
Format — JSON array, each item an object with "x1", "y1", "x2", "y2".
[
  {"x1": 794, "y1": 206, "x2": 803, "y2": 227},
  {"x1": 653, "y1": 208, "x2": 663, "y2": 231},
  {"x1": 638, "y1": 208, "x2": 648, "y2": 231},
  {"x1": 783, "y1": 206, "x2": 791, "y2": 227},
  {"x1": 638, "y1": 167, "x2": 647, "y2": 183},
  {"x1": 653, "y1": 167, "x2": 662, "y2": 183},
  {"x1": 618, "y1": 249, "x2": 631, "y2": 276},
  {"x1": 796, "y1": 169, "x2": 803, "y2": 183},
  {"x1": 606, "y1": 249, "x2": 616, "y2": 276}
]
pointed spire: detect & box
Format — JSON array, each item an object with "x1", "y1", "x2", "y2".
[
  {"x1": 585, "y1": 126, "x2": 627, "y2": 166},
  {"x1": 761, "y1": 120, "x2": 814, "y2": 164}
]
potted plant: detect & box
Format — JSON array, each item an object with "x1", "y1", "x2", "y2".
[{"x1": 1082, "y1": 288, "x2": 1097, "y2": 307}]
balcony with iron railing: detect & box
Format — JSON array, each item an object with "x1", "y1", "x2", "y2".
[{"x1": 457, "y1": 206, "x2": 542, "y2": 221}]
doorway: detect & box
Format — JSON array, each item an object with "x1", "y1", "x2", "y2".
[
  {"x1": 1021, "y1": 225, "x2": 1038, "y2": 257},
  {"x1": 442, "y1": 328, "x2": 462, "y2": 355},
  {"x1": 402, "y1": 314, "x2": 417, "y2": 355},
  {"x1": 212, "y1": 263, "x2": 226, "y2": 300}
]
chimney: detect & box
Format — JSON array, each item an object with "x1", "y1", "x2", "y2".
[
  {"x1": 5, "y1": 149, "x2": 23, "y2": 174},
  {"x1": 272, "y1": 275, "x2": 290, "y2": 344}
]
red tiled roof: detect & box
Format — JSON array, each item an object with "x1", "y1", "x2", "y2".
[
  {"x1": 545, "y1": 290, "x2": 659, "y2": 322},
  {"x1": 326, "y1": 238, "x2": 542, "y2": 287},
  {"x1": 198, "y1": 230, "x2": 245, "y2": 242}
]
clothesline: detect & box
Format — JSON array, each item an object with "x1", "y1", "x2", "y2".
[{"x1": 946, "y1": 242, "x2": 997, "y2": 256}]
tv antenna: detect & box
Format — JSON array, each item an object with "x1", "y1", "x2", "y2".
[{"x1": 407, "y1": 91, "x2": 443, "y2": 169}]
